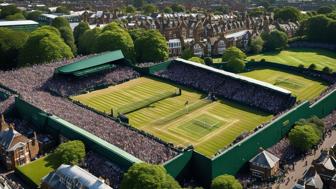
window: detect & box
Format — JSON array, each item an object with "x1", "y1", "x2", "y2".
[
  {"x1": 193, "y1": 44, "x2": 203, "y2": 57},
  {"x1": 217, "y1": 40, "x2": 226, "y2": 54}
]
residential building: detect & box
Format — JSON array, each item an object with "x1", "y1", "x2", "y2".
[{"x1": 249, "y1": 149, "x2": 280, "y2": 180}]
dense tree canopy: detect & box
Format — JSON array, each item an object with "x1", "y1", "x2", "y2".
[
  {"x1": 132, "y1": 0, "x2": 145, "y2": 8},
  {"x1": 171, "y1": 4, "x2": 185, "y2": 13},
  {"x1": 222, "y1": 47, "x2": 247, "y2": 62},
  {"x1": 289, "y1": 124, "x2": 321, "y2": 152},
  {"x1": 55, "y1": 6, "x2": 70, "y2": 14},
  {"x1": 274, "y1": 6, "x2": 302, "y2": 22},
  {"x1": 226, "y1": 58, "x2": 246, "y2": 73},
  {"x1": 262, "y1": 30, "x2": 288, "y2": 51},
  {"x1": 125, "y1": 5, "x2": 136, "y2": 14},
  {"x1": 78, "y1": 27, "x2": 101, "y2": 54},
  {"x1": 250, "y1": 36, "x2": 264, "y2": 54},
  {"x1": 163, "y1": 7, "x2": 173, "y2": 14},
  {"x1": 211, "y1": 174, "x2": 242, "y2": 189},
  {"x1": 302, "y1": 15, "x2": 336, "y2": 43},
  {"x1": 120, "y1": 163, "x2": 181, "y2": 189},
  {"x1": 129, "y1": 28, "x2": 146, "y2": 41},
  {"x1": 73, "y1": 22, "x2": 90, "y2": 45},
  {"x1": 134, "y1": 29, "x2": 168, "y2": 62},
  {"x1": 51, "y1": 17, "x2": 77, "y2": 54},
  {"x1": 19, "y1": 26, "x2": 73, "y2": 65},
  {"x1": 317, "y1": 6, "x2": 334, "y2": 14},
  {"x1": 189, "y1": 57, "x2": 205, "y2": 64},
  {"x1": 0, "y1": 28, "x2": 28, "y2": 69},
  {"x1": 25, "y1": 11, "x2": 42, "y2": 21},
  {"x1": 143, "y1": 4, "x2": 157, "y2": 15},
  {"x1": 5, "y1": 12, "x2": 25, "y2": 20},
  {"x1": 181, "y1": 48, "x2": 194, "y2": 59},
  {"x1": 0, "y1": 5, "x2": 21, "y2": 19},
  {"x1": 53, "y1": 140, "x2": 86, "y2": 166}
]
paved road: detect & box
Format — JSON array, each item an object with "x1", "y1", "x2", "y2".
[{"x1": 272, "y1": 130, "x2": 336, "y2": 189}]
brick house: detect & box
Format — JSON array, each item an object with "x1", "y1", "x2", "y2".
[
  {"x1": 249, "y1": 150, "x2": 280, "y2": 180},
  {"x1": 0, "y1": 116, "x2": 39, "y2": 170}
]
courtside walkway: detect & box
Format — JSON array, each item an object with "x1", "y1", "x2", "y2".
[{"x1": 272, "y1": 130, "x2": 336, "y2": 189}]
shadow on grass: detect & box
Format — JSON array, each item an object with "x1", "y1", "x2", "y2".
[{"x1": 44, "y1": 153, "x2": 61, "y2": 169}]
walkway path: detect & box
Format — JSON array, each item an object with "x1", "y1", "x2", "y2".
[{"x1": 272, "y1": 130, "x2": 336, "y2": 189}]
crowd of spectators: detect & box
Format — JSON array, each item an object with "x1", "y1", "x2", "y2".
[
  {"x1": 0, "y1": 175, "x2": 24, "y2": 189},
  {"x1": 83, "y1": 151, "x2": 125, "y2": 189},
  {"x1": 156, "y1": 62, "x2": 296, "y2": 114},
  {"x1": 0, "y1": 58, "x2": 178, "y2": 164}
]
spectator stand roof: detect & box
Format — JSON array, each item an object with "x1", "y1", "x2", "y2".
[
  {"x1": 56, "y1": 50, "x2": 125, "y2": 77},
  {"x1": 174, "y1": 58, "x2": 292, "y2": 95}
]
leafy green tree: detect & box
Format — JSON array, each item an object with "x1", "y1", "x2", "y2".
[
  {"x1": 262, "y1": 30, "x2": 288, "y2": 51},
  {"x1": 25, "y1": 11, "x2": 42, "y2": 21},
  {"x1": 0, "y1": 5, "x2": 21, "y2": 19},
  {"x1": 78, "y1": 27, "x2": 101, "y2": 54},
  {"x1": 248, "y1": 8, "x2": 265, "y2": 17},
  {"x1": 95, "y1": 30, "x2": 134, "y2": 59},
  {"x1": 51, "y1": 17, "x2": 77, "y2": 54},
  {"x1": 53, "y1": 140, "x2": 85, "y2": 166},
  {"x1": 250, "y1": 36, "x2": 264, "y2": 54},
  {"x1": 143, "y1": 4, "x2": 157, "y2": 15},
  {"x1": 73, "y1": 22, "x2": 90, "y2": 45},
  {"x1": 226, "y1": 58, "x2": 246, "y2": 73},
  {"x1": 317, "y1": 6, "x2": 334, "y2": 14},
  {"x1": 181, "y1": 48, "x2": 194, "y2": 59},
  {"x1": 274, "y1": 6, "x2": 302, "y2": 22},
  {"x1": 222, "y1": 47, "x2": 246, "y2": 62},
  {"x1": 19, "y1": 26, "x2": 73, "y2": 65},
  {"x1": 0, "y1": 28, "x2": 28, "y2": 69},
  {"x1": 211, "y1": 174, "x2": 242, "y2": 189},
  {"x1": 120, "y1": 163, "x2": 181, "y2": 189},
  {"x1": 126, "y1": 5, "x2": 136, "y2": 14},
  {"x1": 134, "y1": 30, "x2": 168, "y2": 62},
  {"x1": 102, "y1": 22, "x2": 125, "y2": 33},
  {"x1": 129, "y1": 28, "x2": 146, "y2": 41},
  {"x1": 5, "y1": 12, "x2": 25, "y2": 20},
  {"x1": 132, "y1": 0, "x2": 144, "y2": 8},
  {"x1": 327, "y1": 21, "x2": 336, "y2": 43},
  {"x1": 304, "y1": 15, "x2": 333, "y2": 42},
  {"x1": 189, "y1": 57, "x2": 204, "y2": 64},
  {"x1": 163, "y1": 7, "x2": 173, "y2": 14},
  {"x1": 171, "y1": 4, "x2": 185, "y2": 13},
  {"x1": 55, "y1": 6, "x2": 70, "y2": 14},
  {"x1": 289, "y1": 124, "x2": 321, "y2": 152},
  {"x1": 204, "y1": 57, "x2": 213, "y2": 65}
]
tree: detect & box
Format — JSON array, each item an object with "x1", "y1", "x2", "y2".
[
  {"x1": 95, "y1": 30, "x2": 134, "y2": 59},
  {"x1": 289, "y1": 124, "x2": 321, "y2": 152},
  {"x1": 0, "y1": 28, "x2": 28, "y2": 69},
  {"x1": 226, "y1": 58, "x2": 246, "y2": 73},
  {"x1": 120, "y1": 163, "x2": 181, "y2": 189},
  {"x1": 55, "y1": 6, "x2": 70, "y2": 14},
  {"x1": 0, "y1": 5, "x2": 21, "y2": 19},
  {"x1": 53, "y1": 140, "x2": 85, "y2": 166},
  {"x1": 143, "y1": 4, "x2": 157, "y2": 15},
  {"x1": 134, "y1": 30, "x2": 168, "y2": 62},
  {"x1": 129, "y1": 28, "x2": 146, "y2": 41},
  {"x1": 189, "y1": 57, "x2": 204, "y2": 64},
  {"x1": 274, "y1": 6, "x2": 302, "y2": 22},
  {"x1": 19, "y1": 26, "x2": 73, "y2": 65},
  {"x1": 78, "y1": 27, "x2": 101, "y2": 55},
  {"x1": 126, "y1": 5, "x2": 136, "y2": 14},
  {"x1": 211, "y1": 174, "x2": 242, "y2": 189},
  {"x1": 181, "y1": 48, "x2": 194, "y2": 59},
  {"x1": 102, "y1": 22, "x2": 125, "y2": 33},
  {"x1": 171, "y1": 4, "x2": 185, "y2": 13},
  {"x1": 6, "y1": 12, "x2": 25, "y2": 20},
  {"x1": 250, "y1": 36, "x2": 264, "y2": 54},
  {"x1": 163, "y1": 7, "x2": 173, "y2": 14},
  {"x1": 317, "y1": 6, "x2": 334, "y2": 14},
  {"x1": 222, "y1": 47, "x2": 246, "y2": 62},
  {"x1": 73, "y1": 22, "x2": 90, "y2": 45},
  {"x1": 304, "y1": 15, "x2": 333, "y2": 42},
  {"x1": 132, "y1": 0, "x2": 144, "y2": 8},
  {"x1": 262, "y1": 30, "x2": 288, "y2": 51},
  {"x1": 51, "y1": 17, "x2": 77, "y2": 54},
  {"x1": 25, "y1": 11, "x2": 42, "y2": 21}
]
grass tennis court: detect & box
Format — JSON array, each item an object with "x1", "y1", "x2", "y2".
[
  {"x1": 72, "y1": 77, "x2": 272, "y2": 157},
  {"x1": 241, "y1": 68, "x2": 328, "y2": 101},
  {"x1": 247, "y1": 48, "x2": 336, "y2": 71}
]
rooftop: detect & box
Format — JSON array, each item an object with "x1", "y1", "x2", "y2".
[{"x1": 0, "y1": 20, "x2": 39, "y2": 27}]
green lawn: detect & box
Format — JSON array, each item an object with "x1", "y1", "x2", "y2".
[
  {"x1": 241, "y1": 68, "x2": 328, "y2": 101},
  {"x1": 247, "y1": 48, "x2": 336, "y2": 71},
  {"x1": 72, "y1": 77, "x2": 272, "y2": 157},
  {"x1": 17, "y1": 155, "x2": 58, "y2": 186}
]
